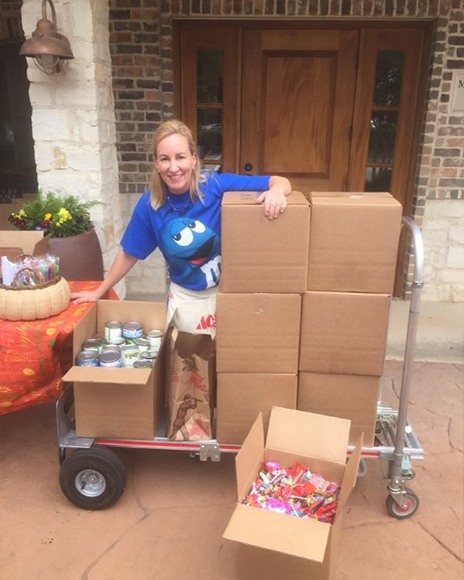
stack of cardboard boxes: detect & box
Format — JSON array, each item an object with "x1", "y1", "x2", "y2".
[
  {"x1": 217, "y1": 190, "x2": 402, "y2": 447},
  {"x1": 216, "y1": 191, "x2": 311, "y2": 443}
]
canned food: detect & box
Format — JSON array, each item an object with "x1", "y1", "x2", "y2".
[
  {"x1": 122, "y1": 321, "x2": 144, "y2": 341},
  {"x1": 120, "y1": 344, "x2": 139, "y2": 367},
  {"x1": 141, "y1": 349, "x2": 158, "y2": 361},
  {"x1": 101, "y1": 345, "x2": 121, "y2": 354},
  {"x1": 133, "y1": 359, "x2": 153, "y2": 369},
  {"x1": 134, "y1": 337, "x2": 151, "y2": 353},
  {"x1": 146, "y1": 329, "x2": 163, "y2": 351},
  {"x1": 77, "y1": 351, "x2": 99, "y2": 367},
  {"x1": 82, "y1": 338, "x2": 104, "y2": 353},
  {"x1": 99, "y1": 349, "x2": 122, "y2": 368},
  {"x1": 105, "y1": 320, "x2": 123, "y2": 342},
  {"x1": 105, "y1": 337, "x2": 125, "y2": 347}
]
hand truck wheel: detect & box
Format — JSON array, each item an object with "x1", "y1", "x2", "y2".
[
  {"x1": 59, "y1": 446, "x2": 126, "y2": 510},
  {"x1": 386, "y1": 487, "x2": 420, "y2": 519}
]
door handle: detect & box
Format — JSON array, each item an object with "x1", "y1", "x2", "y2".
[{"x1": 244, "y1": 162, "x2": 253, "y2": 172}]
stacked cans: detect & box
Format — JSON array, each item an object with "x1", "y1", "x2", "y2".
[{"x1": 76, "y1": 320, "x2": 163, "y2": 368}]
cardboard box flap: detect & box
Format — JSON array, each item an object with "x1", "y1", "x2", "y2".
[
  {"x1": 223, "y1": 190, "x2": 308, "y2": 206},
  {"x1": 62, "y1": 366, "x2": 152, "y2": 385},
  {"x1": 235, "y1": 413, "x2": 265, "y2": 501},
  {"x1": 223, "y1": 503, "x2": 330, "y2": 562},
  {"x1": 310, "y1": 191, "x2": 401, "y2": 207},
  {"x1": 96, "y1": 299, "x2": 166, "y2": 332},
  {"x1": 0, "y1": 231, "x2": 49, "y2": 255},
  {"x1": 338, "y1": 435, "x2": 363, "y2": 512},
  {"x1": 266, "y1": 407, "x2": 350, "y2": 465}
]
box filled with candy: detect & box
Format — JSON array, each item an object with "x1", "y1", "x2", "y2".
[
  {"x1": 224, "y1": 407, "x2": 362, "y2": 580},
  {"x1": 242, "y1": 460, "x2": 341, "y2": 524}
]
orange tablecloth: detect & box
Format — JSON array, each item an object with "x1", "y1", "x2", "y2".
[{"x1": 0, "y1": 281, "x2": 118, "y2": 415}]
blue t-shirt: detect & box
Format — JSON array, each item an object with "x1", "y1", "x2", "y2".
[{"x1": 121, "y1": 172, "x2": 270, "y2": 290}]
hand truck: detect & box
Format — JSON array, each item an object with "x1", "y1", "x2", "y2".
[{"x1": 56, "y1": 217, "x2": 425, "y2": 516}]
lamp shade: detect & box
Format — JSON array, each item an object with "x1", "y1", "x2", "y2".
[
  {"x1": 20, "y1": 19, "x2": 74, "y2": 60},
  {"x1": 19, "y1": 0, "x2": 74, "y2": 74}
]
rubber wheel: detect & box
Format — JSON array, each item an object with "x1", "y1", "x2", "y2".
[
  {"x1": 386, "y1": 487, "x2": 420, "y2": 519},
  {"x1": 59, "y1": 447, "x2": 126, "y2": 510}
]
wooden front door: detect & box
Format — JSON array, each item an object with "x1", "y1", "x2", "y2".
[
  {"x1": 240, "y1": 29, "x2": 358, "y2": 192},
  {"x1": 175, "y1": 21, "x2": 431, "y2": 293}
]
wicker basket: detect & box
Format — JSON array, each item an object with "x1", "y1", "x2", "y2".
[{"x1": 0, "y1": 275, "x2": 71, "y2": 321}]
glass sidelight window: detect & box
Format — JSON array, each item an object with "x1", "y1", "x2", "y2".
[
  {"x1": 365, "y1": 51, "x2": 404, "y2": 192},
  {"x1": 195, "y1": 48, "x2": 224, "y2": 171}
]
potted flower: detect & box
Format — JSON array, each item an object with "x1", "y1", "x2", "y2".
[{"x1": 8, "y1": 191, "x2": 104, "y2": 281}]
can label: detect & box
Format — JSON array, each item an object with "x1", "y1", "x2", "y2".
[
  {"x1": 133, "y1": 359, "x2": 153, "y2": 368},
  {"x1": 146, "y1": 329, "x2": 163, "y2": 352},
  {"x1": 122, "y1": 322, "x2": 144, "y2": 340},
  {"x1": 105, "y1": 321, "x2": 123, "y2": 342},
  {"x1": 141, "y1": 349, "x2": 158, "y2": 361},
  {"x1": 77, "y1": 351, "x2": 99, "y2": 367},
  {"x1": 121, "y1": 344, "x2": 140, "y2": 367},
  {"x1": 105, "y1": 337, "x2": 125, "y2": 347},
  {"x1": 134, "y1": 337, "x2": 151, "y2": 353}
]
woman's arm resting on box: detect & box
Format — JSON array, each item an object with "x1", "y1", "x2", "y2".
[
  {"x1": 70, "y1": 250, "x2": 138, "y2": 304},
  {"x1": 256, "y1": 176, "x2": 292, "y2": 220}
]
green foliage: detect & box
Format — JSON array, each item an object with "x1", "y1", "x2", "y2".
[{"x1": 9, "y1": 191, "x2": 101, "y2": 238}]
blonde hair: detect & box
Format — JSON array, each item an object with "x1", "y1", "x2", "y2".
[{"x1": 150, "y1": 119, "x2": 204, "y2": 210}]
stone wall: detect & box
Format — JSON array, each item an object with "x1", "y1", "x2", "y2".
[
  {"x1": 21, "y1": 0, "x2": 127, "y2": 296},
  {"x1": 108, "y1": 0, "x2": 463, "y2": 301}
]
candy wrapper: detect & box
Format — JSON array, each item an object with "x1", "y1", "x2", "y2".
[{"x1": 242, "y1": 461, "x2": 341, "y2": 524}]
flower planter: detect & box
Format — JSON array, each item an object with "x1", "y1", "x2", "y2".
[{"x1": 47, "y1": 229, "x2": 104, "y2": 281}]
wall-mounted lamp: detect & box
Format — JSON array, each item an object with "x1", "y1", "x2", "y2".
[{"x1": 20, "y1": 0, "x2": 74, "y2": 75}]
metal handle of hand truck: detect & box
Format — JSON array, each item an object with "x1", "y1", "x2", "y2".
[{"x1": 389, "y1": 216, "x2": 424, "y2": 490}]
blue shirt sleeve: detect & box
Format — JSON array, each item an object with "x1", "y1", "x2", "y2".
[{"x1": 120, "y1": 191, "x2": 159, "y2": 260}]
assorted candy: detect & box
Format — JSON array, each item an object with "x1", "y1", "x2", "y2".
[
  {"x1": 242, "y1": 461, "x2": 341, "y2": 524},
  {"x1": 11, "y1": 254, "x2": 60, "y2": 287}
]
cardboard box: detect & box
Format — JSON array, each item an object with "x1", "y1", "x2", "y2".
[
  {"x1": 307, "y1": 192, "x2": 402, "y2": 293},
  {"x1": 62, "y1": 300, "x2": 166, "y2": 440},
  {"x1": 216, "y1": 373, "x2": 297, "y2": 444},
  {"x1": 298, "y1": 372, "x2": 380, "y2": 446},
  {"x1": 0, "y1": 230, "x2": 49, "y2": 256},
  {"x1": 299, "y1": 291, "x2": 390, "y2": 376},
  {"x1": 220, "y1": 191, "x2": 310, "y2": 293},
  {"x1": 216, "y1": 292, "x2": 302, "y2": 373},
  {"x1": 224, "y1": 407, "x2": 362, "y2": 580}
]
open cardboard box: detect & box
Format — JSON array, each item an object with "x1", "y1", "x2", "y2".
[
  {"x1": 62, "y1": 299, "x2": 167, "y2": 440},
  {"x1": 224, "y1": 407, "x2": 362, "y2": 580},
  {"x1": 0, "y1": 230, "x2": 49, "y2": 255},
  {"x1": 0, "y1": 231, "x2": 49, "y2": 279}
]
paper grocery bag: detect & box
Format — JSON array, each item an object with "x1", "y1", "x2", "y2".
[{"x1": 166, "y1": 328, "x2": 216, "y2": 440}]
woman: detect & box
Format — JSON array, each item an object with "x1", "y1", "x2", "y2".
[{"x1": 71, "y1": 119, "x2": 291, "y2": 331}]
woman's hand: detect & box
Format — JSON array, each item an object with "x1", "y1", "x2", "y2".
[
  {"x1": 256, "y1": 189, "x2": 288, "y2": 219},
  {"x1": 256, "y1": 175, "x2": 292, "y2": 219},
  {"x1": 70, "y1": 289, "x2": 103, "y2": 305}
]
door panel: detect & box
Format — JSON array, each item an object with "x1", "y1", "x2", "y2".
[{"x1": 240, "y1": 29, "x2": 359, "y2": 193}]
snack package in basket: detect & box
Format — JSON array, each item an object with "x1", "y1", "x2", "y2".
[{"x1": 166, "y1": 328, "x2": 216, "y2": 441}]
